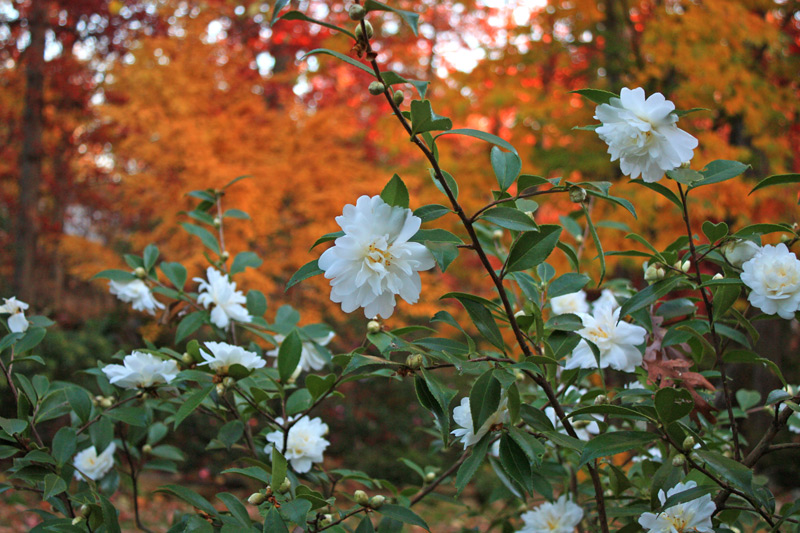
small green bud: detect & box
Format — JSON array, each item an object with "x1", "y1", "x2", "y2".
[
  {"x1": 248, "y1": 492, "x2": 266, "y2": 505},
  {"x1": 100, "y1": 397, "x2": 113, "y2": 409},
  {"x1": 671, "y1": 454, "x2": 686, "y2": 467},
  {"x1": 348, "y1": 4, "x2": 366, "y2": 20},
  {"x1": 712, "y1": 273, "x2": 723, "y2": 280},
  {"x1": 222, "y1": 376, "x2": 236, "y2": 388},
  {"x1": 424, "y1": 471, "x2": 436, "y2": 482},
  {"x1": 656, "y1": 267, "x2": 666, "y2": 279},
  {"x1": 182, "y1": 352, "x2": 193, "y2": 364},
  {"x1": 134, "y1": 266, "x2": 147, "y2": 278},
  {"x1": 405, "y1": 353, "x2": 423, "y2": 369},
  {"x1": 354, "y1": 489, "x2": 369, "y2": 506},
  {"x1": 681, "y1": 260, "x2": 691, "y2": 273},
  {"x1": 72, "y1": 517, "x2": 83, "y2": 526},
  {"x1": 682, "y1": 436, "x2": 695, "y2": 450},
  {"x1": 79, "y1": 504, "x2": 91, "y2": 518},
  {"x1": 142, "y1": 444, "x2": 153, "y2": 454},
  {"x1": 367, "y1": 320, "x2": 381, "y2": 334},
  {"x1": 278, "y1": 478, "x2": 292, "y2": 493},
  {"x1": 392, "y1": 89, "x2": 405, "y2": 106},
  {"x1": 354, "y1": 20, "x2": 373, "y2": 40},
  {"x1": 594, "y1": 394, "x2": 608, "y2": 406},
  {"x1": 569, "y1": 186, "x2": 587, "y2": 203},
  {"x1": 368, "y1": 81, "x2": 386, "y2": 96},
  {"x1": 723, "y1": 450, "x2": 733, "y2": 458},
  {"x1": 513, "y1": 369, "x2": 525, "y2": 382},
  {"x1": 319, "y1": 514, "x2": 333, "y2": 527},
  {"x1": 644, "y1": 263, "x2": 660, "y2": 282},
  {"x1": 215, "y1": 383, "x2": 226, "y2": 396},
  {"x1": 369, "y1": 495, "x2": 385, "y2": 509},
  {"x1": 221, "y1": 250, "x2": 230, "y2": 261},
  {"x1": 213, "y1": 216, "x2": 222, "y2": 227}
]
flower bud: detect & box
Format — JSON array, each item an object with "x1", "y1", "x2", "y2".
[
  {"x1": 780, "y1": 234, "x2": 791, "y2": 243},
  {"x1": 424, "y1": 471, "x2": 436, "y2": 482},
  {"x1": 367, "y1": 320, "x2": 381, "y2": 334},
  {"x1": 594, "y1": 394, "x2": 608, "y2": 406},
  {"x1": 182, "y1": 352, "x2": 193, "y2": 364},
  {"x1": 405, "y1": 353, "x2": 423, "y2": 369},
  {"x1": 216, "y1": 383, "x2": 226, "y2": 395},
  {"x1": 492, "y1": 229, "x2": 504, "y2": 240},
  {"x1": 248, "y1": 492, "x2": 266, "y2": 505},
  {"x1": 278, "y1": 478, "x2": 292, "y2": 493},
  {"x1": 513, "y1": 369, "x2": 525, "y2": 382},
  {"x1": 354, "y1": 20, "x2": 373, "y2": 40},
  {"x1": 723, "y1": 239, "x2": 760, "y2": 268},
  {"x1": 354, "y1": 489, "x2": 369, "y2": 506},
  {"x1": 575, "y1": 234, "x2": 583, "y2": 244},
  {"x1": 681, "y1": 260, "x2": 691, "y2": 273},
  {"x1": 79, "y1": 504, "x2": 91, "y2": 518},
  {"x1": 348, "y1": 4, "x2": 366, "y2": 20},
  {"x1": 319, "y1": 514, "x2": 333, "y2": 527},
  {"x1": 569, "y1": 186, "x2": 587, "y2": 203},
  {"x1": 213, "y1": 216, "x2": 221, "y2": 227},
  {"x1": 369, "y1": 495, "x2": 386, "y2": 508},
  {"x1": 100, "y1": 397, "x2": 113, "y2": 409},
  {"x1": 72, "y1": 517, "x2": 83, "y2": 526},
  {"x1": 673, "y1": 260, "x2": 682, "y2": 270},
  {"x1": 682, "y1": 436, "x2": 695, "y2": 450},
  {"x1": 525, "y1": 211, "x2": 535, "y2": 220},
  {"x1": 368, "y1": 81, "x2": 386, "y2": 96},
  {"x1": 142, "y1": 444, "x2": 153, "y2": 454},
  {"x1": 712, "y1": 273, "x2": 723, "y2": 280},
  {"x1": 221, "y1": 250, "x2": 230, "y2": 261},
  {"x1": 644, "y1": 264, "x2": 660, "y2": 282},
  {"x1": 134, "y1": 266, "x2": 147, "y2": 279},
  {"x1": 656, "y1": 267, "x2": 666, "y2": 279},
  {"x1": 392, "y1": 90, "x2": 405, "y2": 106},
  {"x1": 222, "y1": 376, "x2": 236, "y2": 388},
  {"x1": 671, "y1": 454, "x2": 686, "y2": 467}
]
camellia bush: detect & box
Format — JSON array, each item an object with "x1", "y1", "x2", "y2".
[{"x1": 3, "y1": 2, "x2": 800, "y2": 532}]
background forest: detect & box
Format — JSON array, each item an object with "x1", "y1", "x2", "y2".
[{"x1": 1, "y1": 0, "x2": 799, "y2": 530}]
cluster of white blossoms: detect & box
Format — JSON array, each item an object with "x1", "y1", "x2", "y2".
[
  {"x1": 565, "y1": 303, "x2": 647, "y2": 373},
  {"x1": 73, "y1": 443, "x2": 116, "y2": 481},
  {"x1": 318, "y1": 195, "x2": 435, "y2": 319},
  {"x1": 108, "y1": 279, "x2": 165, "y2": 315},
  {"x1": 451, "y1": 397, "x2": 509, "y2": 449},
  {"x1": 0, "y1": 296, "x2": 30, "y2": 333},
  {"x1": 264, "y1": 416, "x2": 330, "y2": 473},
  {"x1": 550, "y1": 289, "x2": 619, "y2": 316},
  {"x1": 739, "y1": 243, "x2": 800, "y2": 320},
  {"x1": 266, "y1": 331, "x2": 335, "y2": 377},
  {"x1": 638, "y1": 481, "x2": 715, "y2": 533},
  {"x1": 200, "y1": 341, "x2": 266, "y2": 373},
  {"x1": 195, "y1": 267, "x2": 252, "y2": 330},
  {"x1": 516, "y1": 495, "x2": 584, "y2": 533},
  {"x1": 595, "y1": 87, "x2": 698, "y2": 183},
  {"x1": 102, "y1": 351, "x2": 179, "y2": 389}
]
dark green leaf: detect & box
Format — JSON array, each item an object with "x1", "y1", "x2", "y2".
[
  {"x1": 490, "y1": 146, "x2": 522, "y2": 191},
  {"x1": 666, "y1": 168, "x2": 704, "y2": 185},
  {"x1": 92, "y1": 269, "x2": 136, "y2": 282},
  {"x1": 377, "y1": 504, "x2": 430, "y2": 531},
  {"x1": 230, "y1": 251, "x2": 263, "y2": 275},
  {"x1": 434, "y1": 128, "x2": 518, "y2": 155},
  {"x1": 174, "y1": 385, "x2": 212, "y2": 429},
  {"x1": 749, "y1": 173, "x2": 800, "y2": 196},
  {"x1": 469, "y1": 370, "x2": 502, "y2": 433},
  {"x1": 690, "y1": 160, "x2": 750, "y2": 189},
  {"x1": 410, "y1": 99, "x2": 452, "y2": 136},
  {"x1": 309, "y1": 231, "x2": 344, "y2": 250},
  {"x1": 480, "y1": 207, "x2": 537, "y2": 231},
  {"x1": 548, "y1": 273, "x2": 591, "y2": 298},
  {"x1": 160, "y1": 262, "x2": 187, "y2": 290},
  {"x1": 176, "y1": 311, "x2": 206, "y2": 343},
  {"x1": 218, "y1": 420, "x2": 244, "y2": 450},
  {"x1": 276, "y1": 11, "x2": 356, "y2": 39},
  {"x1": 264, "y1": 506, "x2": 290, "y2": 533},
  {"x1": 654, "y1": 388, "x2": 694, "y2": 424},
  {"x1": 505, "y1": 225, "x2": 562, "y2": 273},
  {"x1": 246, "y1": 290, "x2": 267, "y2": 317},
  {"x1": 445, "y1": 295, "x2": 504, "y2": 350},
  {"x1": 498, "y1": 433, "x2": 532, "y2": 493},
  {"x1": 456, "y1": 435, "x2": 492, "y2": 495},
  {"x1": 413, "y1": 204, "x2": 450, "y2": 222},
  {"x1": 180, "y1": 222, "x2": 220, "y2": 254},
  {"x1": 380, "y1": 174, "x2": 410, "y2": 208},
  {"x1": 277, "y1": 330, "x2": 302, "y2": 383},
  {"x1": 100, "y1": 494, "x2": 122, "y2": 533},
  {"x1": 217, "y1": 492, "x2": 252, "y2": 528},
  {"x1": 356, "y1": 516, "x2": 376, "y2": 533},
  {"x1": 156, "y1": 484, "x2": 220, "y2": 518},
  {"x1": 272, "y1": 447, "x2": 288, "y2": 490},
  {"x1": 43, "y1": 473, "x2": 67, "y2": 501},
  {"x1": 143, "y1": 244, "x2": 159, "y2": 272},
  {"x1": 52, "y1": 426, "x2": 76, "y2": 466},
  {"x1": 571, "y1": 88, "x2": 618, "y2": 105},
  {"x1": 694, "y1": 449, "x2": 752, "y2": 493},
  {"x1": 618, "y1": 277, "x2": 683, "y2": 318},
  {"x1": 65, "y1": 386, "x2": 92, "y2": 424},
  {"x1": 14, "y1": 327, "x2": 46, "y2": 353},
  {"x1": 578, "y1": 431, "x2": 657, "y2": 468}
]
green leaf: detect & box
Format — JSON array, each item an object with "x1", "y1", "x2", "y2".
[
  {"x1": 363, "y1": 0, "x2": 420, "y2": 36},
  {"x1": 223, "y1": 208, "x2": 251, "y2": 220},
  {"x1": 548, "y1": 273, "x2": 591, "y2": 298},
  {"x1": 618, "y1": 277, "x2": 683, "y2": 318},
  {"x1": 65, "y1": 386, "x2": 92, "y2": 423},
  {"x1": 424, "y1": 241, "x2": 459, "y2": 272},
  {"x1": 750, "y1": 173, "x2": 800, "y2": 196},
  {"x1": 702, "y1": 221, "x2": 728, "y2": 243},
  {"x1": 430, "y1": 168, "x2": 459, "y2": 200},
  {"x1": 300, "y1": 50, "x2": 372, "y2": 78},
  {"x1": 43, "y1": 473, "x2": 67, "y2": 501},
  {"x1": 143, "y1": 244, "x2": 159, "y2": 272},
  {"x1": 654, "y1": 388, "x2": 694, "y2": 424},
  {"x1": 272, "y1": 447, "x2": 288, "y2": 490},
  {"x1": 410, "y1": 228, "x2": 463, "y2": 244},
  {"x1": 156, "y1": 484, "x2": 220, "y2": 519},
  {"x1": 270, "y1": 0, "x2": 291, "y2": 25},
  {"x1": 631, "y1": 181, "x2": 682, "y2": 208},
  {"x1": 306, "y1": 374, "x2": 336, "y2": 401},
  {"x1": 666, "y1": 168, "x2": 704, "y2": 185},
  {"x1": 505, "y1": 225, "x2": 562, "y2": 273},
  {"x1": 218, "y1": 420, "x2": 244, "y2": 450},
  {"x1": 246, "y1": 290, "x2": 267, "y2": 317},
  {"x1": 217, "y1": 492, "x2": 252, "y2": 528},
  {"x1": 174, "y1": 385, "x2": 213, "y2": 429},
  {"x1": 0, "y1": 417, "x2": 27, "y2": 435},
  {"x1": 92, "y1": 269, "x2": 136, "y2": 282},
  {"x1": 356, "y1": 516, "x2": 376, "y2": 533},
  {"x1": 469, "y1": 370, "x2": 502, "y2": 433},
  {"x1": 456, "y1": 435, "x2": 492, "y2": 495},
  {"x1": 377, "y1": 504, "x2": 430, "y2": 531},
  {"x1": 264, "y1": 506, "x2": 290, "y2": 533},
  {"x1": 413, "y1": 204, "x2": 450, "y2": 222},
  {"x1": 585, "y1": 188, "x2": 637, "y2": 219},
  {"x1": 14, "y1": 327, "x2": 46, "y2": 353},
  {"x1": 480, "y1": 207, "x2": 537, "y2": 231},
  {"x1": 310, "y1": 231, "x2": 344, "y2": 250},
  {"x1": 382, "y1": 72, "x2": 429, "y2": 98},
  {"x1": 434, "y1": 128, "x2": 518, "y2": 155},
  {"x1": 230, "y1": 251, "x2": 263, "y2": 275},
  {"x1": 673, "y1": 107, "x2": 710, "y2": 118},
  {"x1": 445, "y1": 295, "x2": 504, "y2": 350},
  {"x1": 659, "y1": 485, "x2": 716, "y2": 512},
  {"x1": 160, "y1": 262, "x2": 187, "y2": 290},
  {"x1": 380, "y1": 174, "x2": 410, "y2": 208},
  {"x1": 176, "y1": 311, "x2": 205, "y2": 343},
  {"x1": 736, "y1": 389, "x2": 761, "y2": 411},
  {"x1": 579, "y1": 431, "x2": 657, "y2": 468},
  {"x1": 507, "y1": 426, "x2": 545, "y2": 465},
  {"x1": 571, "y1": 88, "x2": 618, "y2": 105},
  {"x1": 180, "y1": 222, "x2": 220, "y2": 254},
  {"x1": 690, "y1": 160, "x2": 750, "y2": 189},
  {"x1": 490, "y1": 146, "x2": 522, "y2": 191},
  {"x1": 52, "y1": 426, "x2": 76, "y2": 466},
  {"x1": 583, "y1": 204, "x2": 606, "y2": 284},
  {"x1": 498, "y1": 433, "x2": 533, "y2": 493},
  {"x1": 276, "y1": 11, "x2": 356, "y2": 39},
  {"x1": 694, "y1": 449, "x2": 753, "y2": 493},
  {"x1": 100, "y1": 494, "x2": 122, "y2": 533},
  {"x1": 277, "y1": 329, "x2": 302, "y2": 383},
  {"x1": 410, "y1": 99, "x2": 452, "y2": 136}
]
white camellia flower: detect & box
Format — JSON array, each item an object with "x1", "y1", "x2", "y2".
[
  {"x1": 565, "y1": 303, "x2": 647, "y2": 373},
  {"x1": 722, "y1": 239, "x2": 760, "y2": 268},
  {"x1": 594, "y1": 87, "x2": 698, "y2": 183},
  {"x1": 451, "y1": 397, "x2": 509, "y2": 449},
  {"x1": 544, "y1": 406, "x2": 600, "y2": 442},
  {"x1": 264, "y1": 416, "x2": 330, "y2": 473},
  {"x1": 740, "y1": 243, "x2": 800, "y2": 320},
  {"x1": 266, "y1": 331, "x2": 335, "y2": 376},
  {"x1": 0, "y1": 296, "x2": 30, "y2": 333},
  {"x1": 108, "y1": 279, "x2": 165, "y2": 316},
  {"x1": 195, "y1": 267, "x2": 252, "y2": 330},
  {"x1": 550, "y1": 291, "x2": 589, "y2": 316},
  {"x1": 638, "y1": 481, "x2": 715, "y2": 533},
  {"x1": 102, "y1": 351, "x2": 179, "y2": 389},
  {"x1": 200, "y1": 341, "x2": 266, "y2": 373},
  {"x1": 517, "y1": 495, "x2": 584, "y2": 533},
  {"x1": 593, "y1": 289, "x2": 619, "y2": 311},
  {"x1": 73, "y1": 443, "x2": 116, "y2": 481},
  {"x1": 318, "y1": 195, "x2": 435, "y2": 319}
]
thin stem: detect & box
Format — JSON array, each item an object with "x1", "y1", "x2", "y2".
[
  {"x1": 316, "y1": 506, "x2": 367, "y2": 531},
  {"x1": 676, "y1": 183, "x2": 740, "y2": 460},
  {"x1": 409, "y1": 448, "x2": 471, "y2": 506},
  {"x1": 121, "y1": 435, "x2": 153, "y2": 533},
  {"x1": 76, "y1": 393, "x2": 143, "y2": 435}
]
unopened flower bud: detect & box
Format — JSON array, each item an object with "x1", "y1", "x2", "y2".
[
  {"x1": 723, "y1": 239, "x2": 760, "y2": 268},
  {"x1": 644, "y1": 264, "x2": 660, "y2": 282},
  {"x1": 575, "y1": 234, "x2": 583, "y2": 244},
  {"x1": 222, "y1": 377, "x2": 235, "y2": 388},
  {"x1": 682, "y1": 436, "x2": 695, "y2": 450},
  {"x1": 355, "y1": 20, "x2": 373, "y2": 40},
  {"x1": 213, "y1": 216, "x2": 221, "y2": 227},
  {"x1": 367, "y1": 320, "x2": 381, "y2": 334},
  {"x1": 216, "y1": 383, "x2": 226, "y2": 395},
  {"x1": 569, "y1": 186, "x2": 587, "y2": 203},
  {"x1": 492, "y1": 229, "x2": 503, "y2": 240},
  {"x1": 354, "y1": 489, "x2": 369, "y2": 505},
  {"x1": 513, "y1": 369, "x2": 525, "y2": 382},
  {"x1": 368, "y1": 81, "x2": 386, "y2": 96},
  {"x1": 134, "y1": 266, "x2": 147, "y2": 279},
  {"x1": 673, "y1": 260, "x2": 682, "y2": 270},
  {"x1": 348, "y1": 4, "x2": 366, "y2": 20},
  {"x1": 656, "y1": 267, "x2": 666, "y2": 279},
  {"x1": 142, "y1": 444, "x2": 153, "y2": 454},
  {"x1": 182, "y1": 352, "x2": 193, "y2": 364},
  {"x1": 594, "y1": 394, "x2": 608, "y2": 406},
  {"x1": 100, "y1": 397, "x2": 113, "y2": 409},
  {"x1": 681, "y1": 260, "x2": 691, "y2": 273},
  {"x1": 319, "y1": 514, "x2": 333, "y2": 527},
  {"x1": 405, "y1": 353, "x2": 423, "y2": 369},
  {"x1": 79, "y1": 504, "x2": 91, "y2": 518},
  {"x1": 525, "y1": 211, "x2": 535, "y2": 220},
  {"x1": 221, "y1": 250, "x2": 230, "y2": 261},
  {"x1": 369, "y1": 495, "x2": 386, "y2": 508},
  {"x1": 780, "y1": 234, "x2": 791, "y2": 243},
  {"x1": 278, "y1": 478, "x2": 292, "y2": 493},
  {"x1": 392, "y1": 90, "x2": 405, "y2": 106},
  {"x1": 72, "y1": 517, "x2": 83, "y2": 526},
  {"x1": 723, "y1": 450, "x2": 733, "y2": 458},
  {"x1": 248, "y1": 492, "x2": 266, "y2": 505},
  {"x1": 424, "y1": 471, "x2": 436, "y2": 482},
  {"x1": 672, "y1": 454, "x2": 686, "y2": 467},
  {"x1": 712, "y1": 273, "x2": 723, "y2": 280}
]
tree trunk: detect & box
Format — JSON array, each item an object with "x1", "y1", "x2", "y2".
[{"x1": 14, "y1": 1, "x2": 46, "y2": 302}]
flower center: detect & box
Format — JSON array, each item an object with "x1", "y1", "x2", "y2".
[
  {"x1": 665, "y1": 515, "x2": 688, "y2": 531},
  {"x1": 367, "y1": 242, "x2": 394, "y2": 267}
]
